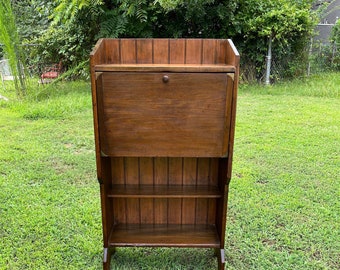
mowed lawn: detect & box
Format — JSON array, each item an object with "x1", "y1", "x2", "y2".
[{"x1": 0, "y1": 73, "x2": 339, "y2": 270}]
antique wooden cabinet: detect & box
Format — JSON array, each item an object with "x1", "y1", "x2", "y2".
[{"x1": 90, "y1": 38, "x2": 239, "y2": 270}]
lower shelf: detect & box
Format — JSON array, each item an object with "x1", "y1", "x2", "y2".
[{"x1": 109, "y1": 224, "x2": 220, "y2": 248}]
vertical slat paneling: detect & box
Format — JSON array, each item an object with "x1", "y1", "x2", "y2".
[
  {"x1": 152, "y1": 39, "x2": 169, "y2": 224},
  {"x1": 125, "y1": 157, "x2": 140, "y2": 223},
  {"x1": 215, "y1": 40, "x2": 227, "y2": 65},
  {"x1": 111, "y1": 157, "x2": 126, "y2": 223},
  {"x1": 196, "y1": 158, "x2": 210, "y2": 224},
  {"x1": 153, "y1": 39, "x2": 169, "y2": 64},
  {"x1": 136, "y1": 39, "x2": 153, "y2": 64},
  {"x1": 168, "y1": 158, "x2": 183, "y2": 224},
  {"x1": 125, "y1": 157, "x2": 139, "y2": 185},
  {"x1": 185, "y1": 39, "x2": 202, "y2": 64},
  {"x1": 139, "y1": 158, "x2": 154, "y2": 184},
  {"x1": 208, "y1": 158, "x2": 219, "y2": 224},
  {"x1": 140, "y1": 158, "x2": 154, "y2": 223},
  {"x1": 111, "y1": 157, "x2": 125, "y2": 184},
  {"x1": 207, "y1": 199, "x2": 217, "y2": 225},
  {"x1": 209, "y1": 158, "x2": 219, "y2": 186},
  {"x1": 120, "y1": 39, "x2": 137, "y2": 64},
  {"x1": 154, "y1": 158, "x2": 168, "y2": 224},
  {"x1": 104, "y1": 39, "x2": 121, "y2": 64},
  {"x1": 182, "y1": 158, "x2": 197, "y2": 185},
  {"x1": 182, "y1": 158, "x2": 197, "y2": 224},
  {"x1": 197, "y1": 158, "x2": 210, "y2": 185},
  {"x1": 202, "y1": 39, "x2": 216, "y2": 64},
  {"x1": 169, "y1": 39, "x2": 186, "y2": 64}
]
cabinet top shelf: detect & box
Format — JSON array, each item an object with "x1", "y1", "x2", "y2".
[{"x1": 94, "y1": 64, "x2": 235, "y2": 73}]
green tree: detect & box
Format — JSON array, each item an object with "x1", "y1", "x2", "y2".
[
  {"x1": 229, "y1": 0, "x2": 317, "y2": 80},
  {"x1": 19, "y1": 0, "x2": 318, "y2": 81},
  {"x1": 0, "y1": 0, "x2": 26, "y2": 97},
  {"x1": 329, "y1": 19, "x2": 340, "y2": 70}
]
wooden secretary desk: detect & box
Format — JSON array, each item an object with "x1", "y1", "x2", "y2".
[{"x1": 90, "y1": 38, "x2": 239, "y2": 270}]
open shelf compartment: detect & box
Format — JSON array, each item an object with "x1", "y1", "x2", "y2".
[{"x1": 109, "y1": 224, "x2": 221, "y2": 248}]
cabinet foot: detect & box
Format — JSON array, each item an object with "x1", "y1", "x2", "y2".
[
  {"x1": 215, "y1": 248, "x2": 225, "y2": 270},
  {"x1": 103, "y1": 247, "x2": 115, "y2": 270}
]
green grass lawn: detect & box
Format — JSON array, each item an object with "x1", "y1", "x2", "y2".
[{"x1": 0, "y1": 74, "x2": 339, "y2": 269}]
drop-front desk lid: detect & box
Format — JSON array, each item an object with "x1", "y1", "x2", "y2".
[{"x1": 95, "y1": 64, "x2": 235, "y2": 157}]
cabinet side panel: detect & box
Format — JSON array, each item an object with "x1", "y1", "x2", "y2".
[
  {"x1": 90, "y1": 38, "x2": 106, "y2": 65},
  {"x1": 92, "y1": 72, "x2": 102, "y2": 179},
  {"x1": 225, "y1": 39, "x2": 240, "y2": 67},
  {"x1": 222, "y1": 75, "x2": 234, "y2": 156},
  {"x1": 226, "y1": 39, "x2": 240, "y2": 180}
]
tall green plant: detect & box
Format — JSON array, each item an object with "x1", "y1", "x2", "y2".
[
  {"x1": 0, "y1": 0, "x2": 26, "y2": 97},
  {"x1": 329, "y1": 19, "x2": 340, "y2": 70},
  {"x1": 24, "y1": 0, "x2": 318, "y2": 82}
]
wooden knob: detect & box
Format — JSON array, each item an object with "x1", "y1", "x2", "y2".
[{"x1": 162, "y1": 75, "x2": 169, "y2": 83}]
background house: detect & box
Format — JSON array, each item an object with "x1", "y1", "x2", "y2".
[{"x1": 314, "y1": 0, "x2": 340, "y2": 44}]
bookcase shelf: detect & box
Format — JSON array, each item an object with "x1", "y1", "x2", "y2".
[
  {"x1": 108, "y1": 185, "x2": 222, "y2": 198},
  {"x1": 109, "y1": 224, "x2": 220, "y2": 248}
]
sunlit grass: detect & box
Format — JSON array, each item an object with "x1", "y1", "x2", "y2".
[{"x1": 0, "y1": 74, "x2": 339, "y2": 269}]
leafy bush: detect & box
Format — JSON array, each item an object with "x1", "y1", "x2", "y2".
[
  {"x1": 329, "y1": 19, "x2": 340, "y2": 70},
  {"x1": 14, "y1": 0, "x2": 319, "y2": 81},
  {"x1": 308, "y1": 20, "x2": 340, "y2": 74}
]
